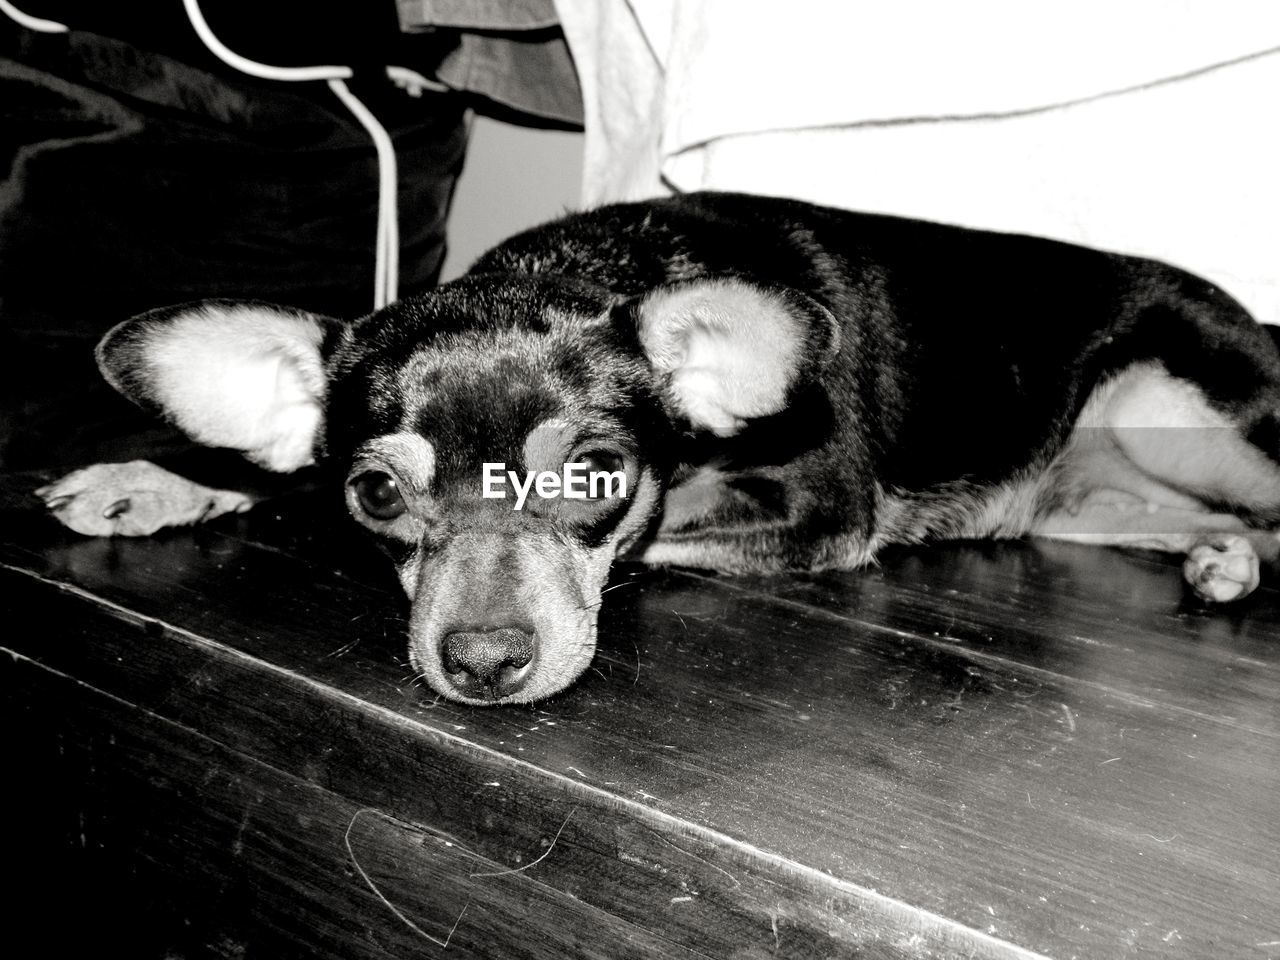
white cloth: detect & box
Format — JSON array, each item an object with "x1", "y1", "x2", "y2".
[{"x1": 553, "y1": 0, "x2": 1280, "y2": 323}]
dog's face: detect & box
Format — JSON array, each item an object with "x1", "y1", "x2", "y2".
[
  {"x1": 95, "y1": 274, "x2": 836, "y2": 704},
  {"x1": 324, "y1": 279, "x2": 670, "y2": 704}
]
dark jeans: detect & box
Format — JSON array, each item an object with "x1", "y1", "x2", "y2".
[{"x1": 0, "y1": 18, "x2": 468, "y2": 466}]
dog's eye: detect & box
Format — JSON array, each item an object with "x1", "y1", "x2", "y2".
[
  {"x1": 569, "y1": 448, "x2": 627, "y2": 499},
  {"x1": 573, "y1": 449, "x2": 624, "y2": 475},
  {"x1": 352, "y1": 471, "x2": 407, "y2": 520}
]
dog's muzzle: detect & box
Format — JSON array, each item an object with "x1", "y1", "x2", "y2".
[{"x1": 406, "y1": 526, "x2": 613, "y2": 705}]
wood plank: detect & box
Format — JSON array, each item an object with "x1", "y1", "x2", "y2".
[
  {"x1": 6, "y1": 655, "x2": 715, "y2": 960},
  {"x1": 4, "y1": 471, "x2": 1279, "y2": 958},
  {"x1": 1, "y1": 562, "x2": 1042, "y2": 958},
  {"x1": 723, "y1": 539, "x2": 1280, "y2": 727}
]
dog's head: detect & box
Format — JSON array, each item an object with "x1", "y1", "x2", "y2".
[{"x1": 97, "y1": 273, "x2": 836, "y2": 704}]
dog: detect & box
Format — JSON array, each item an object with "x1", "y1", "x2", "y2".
[{"x1": 38, "y1": 191, "x2": 1280, "y2": 706}]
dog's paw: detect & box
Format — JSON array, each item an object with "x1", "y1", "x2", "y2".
[
  {"x1": 1183, "y1": 534, "x2": 1261, "y2": 602},
  {"x1": 37, "y1": 460, "x2": 253, "y2": 537}
]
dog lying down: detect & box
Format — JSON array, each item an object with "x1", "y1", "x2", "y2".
[{"x1": 39, "y1": 191, "x2": 1280, "y2": 705}]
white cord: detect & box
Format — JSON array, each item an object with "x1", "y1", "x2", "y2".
[
  {"x1": 180, "y1": 0, "x2": 352, "y2": 83},
  {"x1": 0, "y1": 0, "x2": 402, "y2": 310},
  {"x1": 0, "y1": 0, "x2": 67, "y2": 33},
  {"x1": 327, "y1": 76, "x2": 399, "y2": 305},
  {"x1": 179, "y1": 0, "x2": 398, "y2": 309}
]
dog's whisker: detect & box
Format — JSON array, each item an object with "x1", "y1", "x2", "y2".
[{"x1": 597, "y1": 579, "x2": 642, "y2": 598}]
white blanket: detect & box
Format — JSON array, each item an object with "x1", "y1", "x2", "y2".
[{"x1": 554, "y1": 0, "x2": 1280, "y2": 323}]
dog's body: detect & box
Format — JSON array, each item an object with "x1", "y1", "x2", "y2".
[{"x1": 41, "y1": 192, "x2": 1280, "y2": 704}]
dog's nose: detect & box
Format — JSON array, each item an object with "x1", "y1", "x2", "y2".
[{"x1": 441, "y1": 627, "x2": 535, "y2": 699}]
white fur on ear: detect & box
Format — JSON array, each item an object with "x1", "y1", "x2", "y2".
[
  {"x1": 638, "y1": 278, "x2": 817, "y2": 436},
  {"x1": 103, "y1": 303, "x2": 330, "y2": 472}
]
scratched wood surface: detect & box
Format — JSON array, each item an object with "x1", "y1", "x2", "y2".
[{"x1": 3, "y1": 471, "x2": 1279, "y2": 960}]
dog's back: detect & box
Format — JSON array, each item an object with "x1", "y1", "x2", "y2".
[{"x1": 474, "y1": 192, "x2": 1280, "y2": 573}]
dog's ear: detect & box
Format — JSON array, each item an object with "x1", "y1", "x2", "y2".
[
  {"x1": 97, "y1": 299, "x2": 342, "y2": 472},
  {"x1": 636, "y1": 278, "x2": 839, "y2": 436}
]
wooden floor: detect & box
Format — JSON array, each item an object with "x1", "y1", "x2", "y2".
[{"x1": 4, "y1": 449, "x2": 1279, "y2": 958}]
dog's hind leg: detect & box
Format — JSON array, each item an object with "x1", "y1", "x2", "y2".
[
  {"x1": 1036, "y1": 498, "x2": 1277, "y2": 602},
  {"x1": 1099, "y1": 362, "x2": 1280, "y2": 520},
  {"x1": 1037, "y1": 361, "x2": 1280, "y2": 601}
]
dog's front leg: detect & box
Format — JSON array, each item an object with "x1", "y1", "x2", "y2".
[
  {"x1": 641, "y1": 464, "x2": 873, "y2": 574},
  {"x1": 37, "y1": 299, "x2": 338, "y2": 538},
  {"x1": 38, "y1": 460, "x2": 255, "y2": 536}
]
